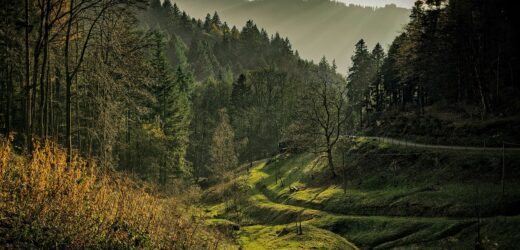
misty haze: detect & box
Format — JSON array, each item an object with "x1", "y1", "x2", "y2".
[
  {"x1": 169, "y1": 0, "x2": 411, "y2": 71},
  {"x1": 1, "y1": 0, "x2": 519, "y2": 249}
]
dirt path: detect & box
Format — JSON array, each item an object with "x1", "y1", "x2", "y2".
[
  {"x1": 246, "y1": 162, "x2": 476, "y2": 249},
  {"x1": 352, "y1": 136, "x2": 520, "y2": 152}
]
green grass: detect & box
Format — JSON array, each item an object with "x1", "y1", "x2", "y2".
[
  {"x1": 237, "y1": 224, "x2": 358, "y2": 250},
  {"x1": 203, "y1": 140, "x2": 520, "y2": 249}
]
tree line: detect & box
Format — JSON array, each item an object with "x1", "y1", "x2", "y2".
[
  {"x1": 347, "y1": 0, "x2": 519, "y2": 129},
  {"x1": 0, "y1": 0, "x2": 199, "y2": 185},
  {"x1": 0, "y1": 0, "x2": 345, "y2": 185},
  {"x1": 3, "y1": 0, "x2": 515, "y2": 184}
]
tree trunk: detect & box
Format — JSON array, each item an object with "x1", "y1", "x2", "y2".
[
  {"x1": 31, "y1": 5, "x2": 44, "y2": 139},
  {"x1": 65, "y1": 0, "x2": 74, "y2": 162},
  {"x1": 39, "y1": 0, "x2": 50, "y2": 139},
  {"x1": 6, "y1": 65, "x2": 13, "y2": 135},
  {"x1": 359, "y1": 106, "x2": 363, "y2": 129},
  {"x1": 44, "y1": 60, "x2": 50, "y2": 138},
  {"x1": 24, "y1": 0, "x2": 32, "y2": 152},
  {"x1": 418, "y1": 84, "x2": 424, "y2": 115},
  {"x1": 66, "y1": 77, "x2": 72, "y2": 161},
  {"x1": 327, "y1": 148, "x2": 337, "y2": 178},
  {"x1": 474, "y1": 65, "x2": 488, "y2": 118}
]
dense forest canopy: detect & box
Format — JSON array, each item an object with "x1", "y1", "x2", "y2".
[
  {"x1": 348, "y1": 0, "x2": 519, "y2": 125},
  {"x1": 1, "y1": 0, "x2": 518, "y2": 184},
  {"x1": 168, "y1": 0, "x2": 411, "y2": 71},
  {"x1": 0, "y1": 0, "x2": 346, "y2": 186}
]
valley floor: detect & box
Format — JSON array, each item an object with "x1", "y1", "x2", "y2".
[{"x1": 203, "y1": 138, "x2": 520, "y2": 249}]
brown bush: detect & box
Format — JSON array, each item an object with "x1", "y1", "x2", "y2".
[{"x1": 0, "y1": 136, "x2": 231, "y2": 249}]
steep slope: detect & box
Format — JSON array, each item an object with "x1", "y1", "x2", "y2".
[
  {"x1": 203, "y1": 138, "x2": 520, "y2": 249},
  {"x1": 137, "y1": 1, "x2": 349, "y2": 183},
  {"x1": 168, "y1": 0, "x2": 411, "y2": 71},
  {"x1": 138, "y1": 0, "x2": 318, "y2": 81}
]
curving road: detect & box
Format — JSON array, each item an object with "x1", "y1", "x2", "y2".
[{"x1": 349, "y1": 136, "x2": 520, "y2": 152}]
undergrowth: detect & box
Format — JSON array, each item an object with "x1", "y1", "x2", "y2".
[{"x1": 0, "y1": 135, "x2": 231, "y2": 249}]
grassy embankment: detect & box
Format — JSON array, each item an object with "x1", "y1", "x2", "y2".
[{"x1": 203, "y1": 137, "x2": 520, "y2": 249}]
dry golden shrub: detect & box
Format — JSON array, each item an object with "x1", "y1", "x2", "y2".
[{"x1": 0, "y1": 136, "x2": 231, "y2": 249}]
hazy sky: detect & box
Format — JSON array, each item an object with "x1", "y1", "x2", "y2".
[{"x1": 337, "y1": 0, "x2": 415, "y2": 8}]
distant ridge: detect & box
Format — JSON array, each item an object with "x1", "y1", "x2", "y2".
[{"x1": 170, "y1": 0, "x2": 410, "y2": 71}]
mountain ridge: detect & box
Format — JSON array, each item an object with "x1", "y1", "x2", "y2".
[{"x1": 168, "y1": 0, "x2": 411, "y2": 72}]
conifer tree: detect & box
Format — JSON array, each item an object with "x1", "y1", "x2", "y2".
[
  {"x1": 230, "y1": 26, "x2": 240, "y2": 40},
  {"x1": 347, "y1": 39, "x2": 372, "y2": 128},
  {"x1": 150, "y1": 0, "x2": 161, "y2": 10},
  {"x1": 172, "y1": 3, "x2": 181, "y2": 18},
  {"x1": 382, "y1": 34, "x2": 404, "y2": 108},
  {"x1": 188, "y1": 38, "x2": 219, "y2": 80},
  {"x1": 231, "y1": 74, "x2": 248, "y2": 114},
  {"x1": 150, "y1": 31, "x2": 192, "y2": 182},
  {"x1": 203, "y1": 13, "x2": 212, "y2": 32},
  {"x1": 211, "y1": 11, "x2": 222, "y2": 27},
  {"x1": 369, "y1": 43, "x2": 385, "y2": 112}
]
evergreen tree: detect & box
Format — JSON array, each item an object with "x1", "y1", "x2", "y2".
[
  {"x1": 347, "y1": 39, "x2": 372, "y2": 128},
  {"x1": 369, "y1": 43, "x2": 385, "y2": 111},
  {"x1": 166, "y1": 34, "x2": 188, "y2": 69},
  {"x1": 231, "y1": 74, "x2": 248, "y2": 114},
  {"x1": 172, "y1": 3, "x2": 181, "y2": 18},
  {"x1": 241, "y1": 20, "x2": 260, "y2": 43},
  {"x1": 222, "y1": 22, "x2": 230, "y2": 34},
  {"x1": 203, "y1": 13, "x2": 212, "y2": 32},
  {"x1": 150, "y1": 0, "x2": 161, "y2": 10},
  {"x1": 162, "y1": 0, "x2": 173, "y2": 11},
  {"x1": 188, "y1": 78, "x2": 225, "y2": 182},
  {"x1": 180, "y1": 11, "x2": 193, "y2": 32},
  {"x1": 382, "y1": 34, "x2": 405, "y2": 109},
  {"x1": 188, "y1": 38, "x2": 220, "y2": 80},
  {"x1": 174, "y1": 66, "x2": 193, "y2": 94},
  {"x1": 230, "y1": 26, "x2": 240, "y2": 40},
  {"x1": 150, "y1": 31, "x2": 192, "y2": 182},
  {"x1": 211, "y1": 11, "x2": 222, "y2": 27}
]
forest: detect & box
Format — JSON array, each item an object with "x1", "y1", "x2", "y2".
[
  {"x1": 165, "y1": 0, "x2": 412, "y2": 71},
  {"x1": 0, "y1": 0, "x2": 519, "y2": 248}
]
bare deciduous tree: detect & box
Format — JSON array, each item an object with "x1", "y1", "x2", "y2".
[{"x1": 298, "y1": 58, "x2": 349, "y2": 178}]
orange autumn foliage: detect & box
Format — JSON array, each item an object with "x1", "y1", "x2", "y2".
[{"x1": 0, "y1": 135, "x2": 228, "y2": 249}]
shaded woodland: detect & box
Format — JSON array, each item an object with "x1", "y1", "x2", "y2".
[{"x1": 0, "y1": 0, "x2": 519, "y2": 248}]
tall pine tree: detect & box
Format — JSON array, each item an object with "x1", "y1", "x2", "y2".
[
  {"x1": 347, "y1": 39, "x2": 372, "y2": 128},
  {"x1": 150, "y1": 30, "x2": 192, "y2": 183}
]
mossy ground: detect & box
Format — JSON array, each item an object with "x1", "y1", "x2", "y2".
[
  {"x1": 237, "y1": 224, "x2": 357, "y2": 250},
  {"x1": 203, "y1": 139, "x2": 520, "y2": 249}
]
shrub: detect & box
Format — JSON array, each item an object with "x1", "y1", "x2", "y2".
[{"x1": 0, "y1": 136, "x2": 229, "y2": 249}]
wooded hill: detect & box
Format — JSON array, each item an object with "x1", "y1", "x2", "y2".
[
  {"x1": 167, "y1": 0, "x2": 412, "y2": 71},
  {"x1": 1, "y1": 0, "x2": 518, "y2": 184},
  {"x1": 344, "y1": 0, "x2": 520, "y2": 146},
  {"x1": 138, "y1": 0, "x2": 358, "y2": 184},
  {"x1": 0, "y1": 0, "x2": 346, "y2": 186},
  {"x1": 1, "y1": 0, "x2": 519, "y2": 248}
]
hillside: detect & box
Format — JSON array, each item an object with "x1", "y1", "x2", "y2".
[
  {"x1": 0, "y1": 138, "x2": 232, "y2": 249},
  {"x1": 1, "y1": 0, "x2": 518, "y2": 248},
  {"x1": 165, "y1": 0, "x2": 411, "y2": 71},
  {"x1": 203, "y1": 138, "x2": 520, "y2": 249},
  {"x1": 139, "y1": 0, "x2": 316, "y2": 80},
  {"x1": 136, "y1": 0, "x2": 349, "y2": 186}
]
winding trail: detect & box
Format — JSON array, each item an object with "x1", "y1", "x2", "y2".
[
  {"x1": 244, "y1": 161, "x2": 477, "y2": 249},
  {"x1": 351, "y1": 136, "x2": 520, "y2": 152}
]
